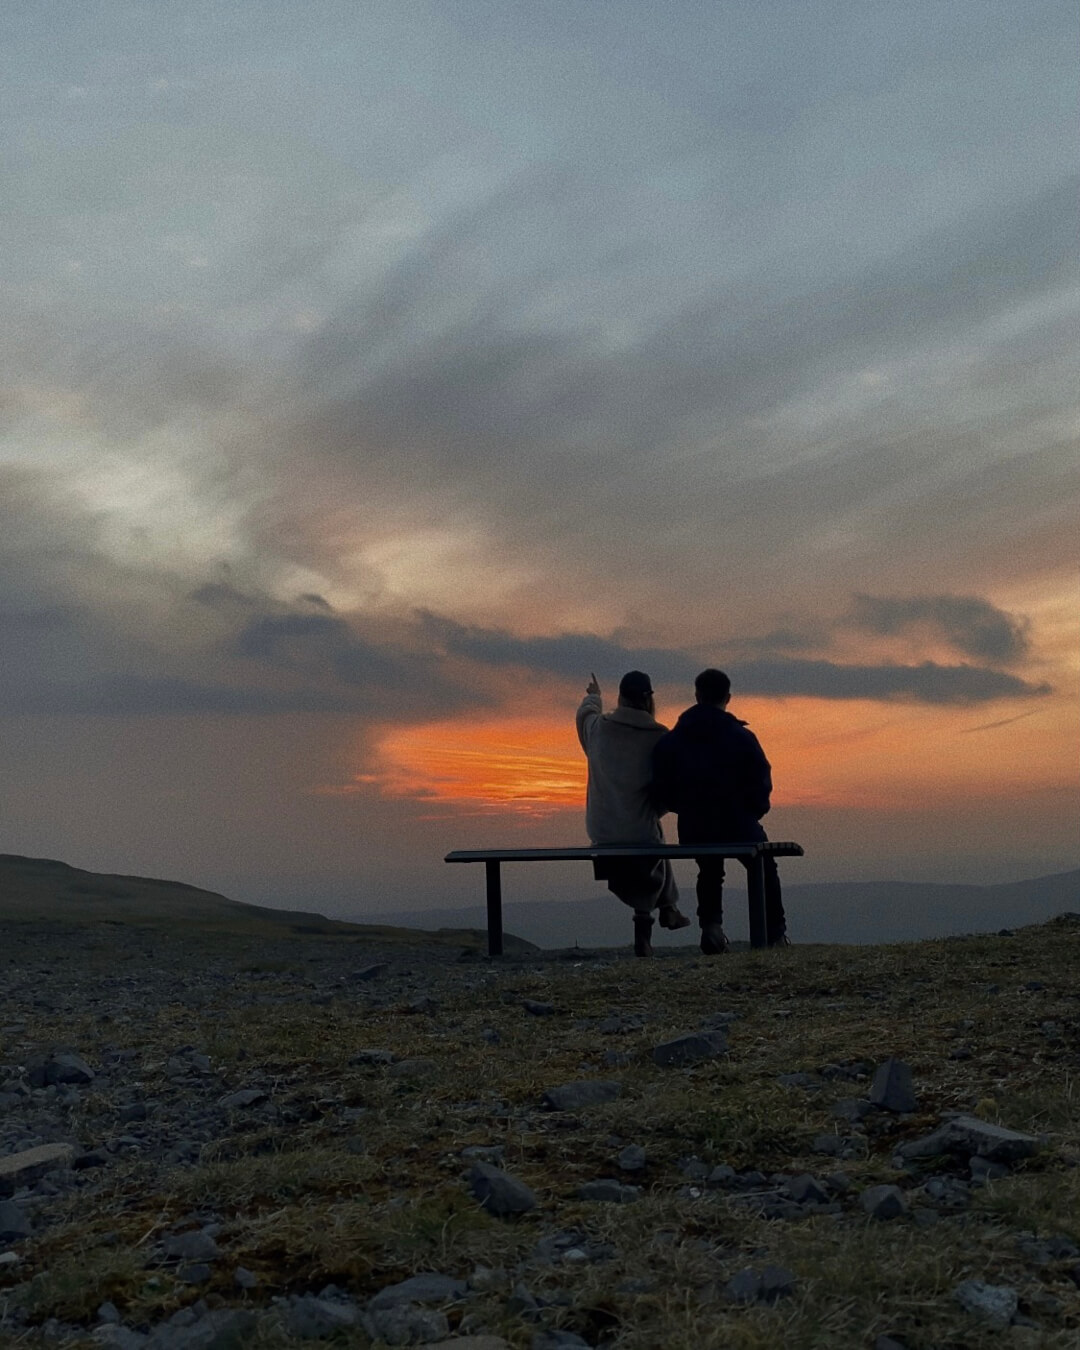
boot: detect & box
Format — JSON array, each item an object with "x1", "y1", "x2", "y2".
[
  {"x1": 700, "y1": 923, "x2": 730, "y2": 955},
  {"x1": 658, "y1": 905, "x2": 692, "y2": 930},
  {"x1": 633, "y1": 913, "x2": 654, "y2": 958}
]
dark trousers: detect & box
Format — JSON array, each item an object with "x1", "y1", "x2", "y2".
[{"x1": 695, "y1": 851, "x2": 786, "y2": 942}]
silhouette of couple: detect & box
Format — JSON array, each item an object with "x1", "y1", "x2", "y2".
[{"x1": 576, "y1": 668, "x2": 787, "y2": 957}]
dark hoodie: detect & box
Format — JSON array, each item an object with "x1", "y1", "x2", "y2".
[{"x1": 651, "y1": 704, "x2": 772, "y2": 843}]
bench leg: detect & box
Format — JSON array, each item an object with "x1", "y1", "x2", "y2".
[
  {"x1": 485, "y1": 859, "x2": 504, "y2": 957},
  {"x1": 747, "y1": 853, "x2": 767, "y2": 949}
]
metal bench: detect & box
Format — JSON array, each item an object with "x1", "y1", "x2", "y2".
[{"x1": 444, "y1": 841, "x2": 804, "y2": 956}]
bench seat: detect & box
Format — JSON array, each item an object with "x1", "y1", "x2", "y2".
[{"x1": 445, "y1": 841, "x2": 803, "y2": 955}]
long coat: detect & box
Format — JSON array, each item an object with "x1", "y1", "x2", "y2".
[{"x1": 575, "y1": 693, "x2": 668, "y2": 845}]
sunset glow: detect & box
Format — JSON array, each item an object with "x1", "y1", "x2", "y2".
[
  {"x1": 345, "y1": 684, "x2": 1075, "y2": 821},
  {"x1": 359, "y1": 718, "x2": 588, "y2": 815}
]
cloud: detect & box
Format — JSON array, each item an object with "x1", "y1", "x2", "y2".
[
  {"x1": 731, "y1": 658, "x2": 1050, "y2": 705},
  {"x1": 848, "y1": 593, "x2": 1031, "y2": 663},
  {"x1": 421, "y1": 612, "x2": 1050, "y2": 706},
  {"x1": 419, "y1": 612, "x2": 699, "y2": 686}
]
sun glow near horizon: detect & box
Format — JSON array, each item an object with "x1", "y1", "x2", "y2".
[{"x1": 330, "y1": 687, "x2": 1074, "y2": 820}]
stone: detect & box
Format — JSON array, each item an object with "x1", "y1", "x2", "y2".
[
  {"x1": 286, "y1": 1296, "x2": 361, "y2": 1338},
  {"x1": 351, "y1": 963, "x2": 389, "y2": 981},
  {"x1": 468, "y1": 1163, "x2": 537, "y2": 1216},
  {"x1": 970, "y1": 1156, "x2": 1010, "y2": 1183},
  {"x1": 98, "y1": 1301, "x2": 122, "y2": 1325},
  {"x1": 812, "y1": 1134, "x2": 844, "y2": 1156},
  {"x1": 617, "y1": 1144, "x2": 646, "y2": 1172},
  {"x1": 365, "y1": 1304, "x2": 450, "y2": 1345},
  {"x1": 953, "y1": 1279, "x2": 1018, "y2": 1329},
  {"x1": 576, "y1": 1180, "x2": 639, "y2": 1203},
  {"x1": 522, "y1": 1000, "x2": 555, "y2": 1016},
  {"x1": 350, "y1": 1049, "x2": 395, "y2": 1066},
  {"x1": 787, "y1": 1174, "x2": 829, "y2": 1205},
  {"x1": 707, "y1": 1164, "x2": 736, "y2": 1186},
  {"x1": 776, "y1": 1072, "x2": 818, "y2": 1088},
  {"x1": 874, "y1": 1338, "x2": 908, "y2": 1350},
  {"x1": 118, "y1": 1102, "x2": 149, "y2": 1123},
  {"x1": 218, "y1": 1088, "x2": 267, "y2": 1109},
  {"x1": 507, "y1": 1282, "x2": 540, "y2": 1317},
  {"x1": 541, "y1": 1080, "x2": 621, "y2": 1111},
  {"x1": 179, "y1": 1263, "x2": 213, "y2": 1284},
  {"x1": 405, "y1": 995, "x2": 439, "y2": 1015},
  {"x1": 92, "y1": 1329, "x2": 149, "y2": 1350},
  {"x1": 45, "y1": 1051, "x2": 95, "y2": 1085},
  {"x1": 163, "y1": 1231, "x2": 220, "y2": 1262},
  {"x1": 461, "y1": 1146, "x2": 504, "y2": 1166},
  {"x1": 869, "y1": 1058, "x2": 917, "y2": 1113},
  {"x1": 860, "y1": 1184, "x2": 908, "y2": 1220},
  {"x1": 530, "y1": 1334, "x2": 592, "y2": 1349},
  {"x1": 144, "y1": 1308, "x2": 257, "y2": 1349},
  {"x1": 369, "y1": 1273, "x2": 468, "y2": 1309},
  {"x1": 0, "y1": 1200, "x2": 31, "y2": 1243},
  {"x1": 234, "y1": 1266, "x2": 258, "y2": 1289},
  {"x1": 899, "y1": 1116, "x2": 1039, "y2": 1163},
  {"x1": 652, "y1": 1031, "x2": 727, "y2": 1068},
  {"x1": 0, "y1": 1142, "x2": 76, "y2": 1191},
  {"x1": 724, "y1": 1268, "x2": 762, "y2": 1303}
]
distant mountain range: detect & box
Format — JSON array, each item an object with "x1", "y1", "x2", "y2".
[{"x1": 374, "y1": 868, "x2": 1080, "y2": 949}]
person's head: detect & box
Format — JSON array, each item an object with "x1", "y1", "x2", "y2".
[
  {"x1": 618, "y1": 669, "x2": 654, "y2": 713},
  {"x1": 694, "y1": 667, "x2": 731, "y2": 707}
]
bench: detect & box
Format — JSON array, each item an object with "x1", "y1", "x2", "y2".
[{"x1": 444, "y1": 841, "x2": 804, "y2": 956}]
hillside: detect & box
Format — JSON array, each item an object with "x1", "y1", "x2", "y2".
[{"x1": 0, "y1": 854, "x2": 536, "y2": 950}]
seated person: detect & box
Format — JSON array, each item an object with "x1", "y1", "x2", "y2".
[{"x1": 576, "y1": 670, "x2": 690, "y2": 957}]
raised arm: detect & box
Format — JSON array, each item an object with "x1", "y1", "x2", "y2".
[{"x1": 576, "y1": 674, "x2": 602, "y2": 751}]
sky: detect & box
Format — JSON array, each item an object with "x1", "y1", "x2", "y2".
[{"x1": 2, "y1": 0, "x2": 1078, "y2": 923}]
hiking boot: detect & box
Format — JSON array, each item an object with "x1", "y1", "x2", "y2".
[
  {"x1": 633, "y1": 914, "x2": 654, "y2": 958},
  {"x1": 699, "y1": 923, "x2": 730, "y2": 956},
  {"x1": 768, "y1": 931, "x2": 791, "y2": 948},
  {"x1": 658, "y1": 905, "x2": 692, "y2": 931}
]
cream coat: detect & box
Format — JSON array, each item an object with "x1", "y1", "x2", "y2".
[{"x1": 576, "y1": 693, "x2": 668, "y2": 844}]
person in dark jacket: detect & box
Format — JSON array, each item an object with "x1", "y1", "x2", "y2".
[{"x1": 652, "y1": 667, "x2": 787, "y2": 953}]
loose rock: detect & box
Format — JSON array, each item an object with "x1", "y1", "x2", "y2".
[
  {"x1": 468, "y1": 1162, "x2": 537, "y2": 1216},
  {"x1": 651, "y1": 1031, "x2": 727, "y2": 1067},
  {"x1": 899, "y1": 1116, "x2": 1039, "y2": 1164},
  {"x1": 365, "y1": 1305, "x2": 449, "y2": 1344},
  {"x1": 617, "y1": 1144, "x2": 646, "y2": 1172},
  {"x1": 869, "y1": 1058, "x2": 917, "y2": 1113},
  {"x1": 860, "y1": 1184, "x2": 908, "y2": 1220},
  {"x1": 0, "y1": 1142, "x2": 75, "y2": 1191},
  {"x1": 218, "y1": 1088, "x2": 268, "y2": 1110},
  {"x1": 953, "y1": 1279, "x2": 1018, "y2": 1329},
  {"x1": 369, "y1": 1273, "x2": 468, "y2": 1308},
  {"x1": 0, "y1": 1200, "x2": 31, "y2": 1243},
  {"x1": 541, "y1": 1080, "x2": 621, "y2": 1112}
]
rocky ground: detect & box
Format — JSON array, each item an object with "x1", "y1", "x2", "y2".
[{"x1": 2, "y1": 913, "x2": 1080, "y2": 1348}]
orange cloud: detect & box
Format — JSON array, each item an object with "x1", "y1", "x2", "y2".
[
  {"x1": 354, "y1": 716, "x2": 587, "y2": 816},
  {"x1": 328, "y1": 689, "x2": 1072, "y2": 823}
]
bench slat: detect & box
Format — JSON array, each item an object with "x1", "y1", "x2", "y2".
[{"x1": 446, "y1": 842, "x2": 803, "y2": 863}]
